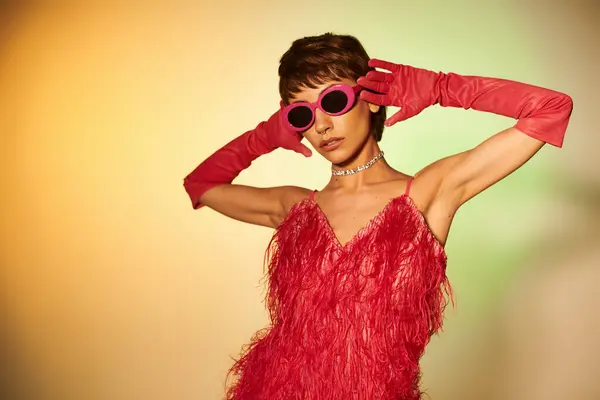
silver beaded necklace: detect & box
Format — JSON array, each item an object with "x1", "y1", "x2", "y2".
[{"x1": 331, "y1": 151, "x2": 385, "y2": 176}]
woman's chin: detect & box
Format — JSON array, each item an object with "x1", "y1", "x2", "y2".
[{"x1": 322, "y1": 150, "x2": 354, "y2": 167}]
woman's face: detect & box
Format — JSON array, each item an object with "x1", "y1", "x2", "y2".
[{"x1": 288, "y1": 78, "x2": 380, "y2": 164}]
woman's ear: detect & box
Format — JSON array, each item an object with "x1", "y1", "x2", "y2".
[{"x1": 367, "y1": 102, "x2": 380, "y2": 113}]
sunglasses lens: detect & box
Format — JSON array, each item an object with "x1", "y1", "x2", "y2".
[
  {"x1": 287, "y1": 106, "x2": 313, "y2": 129},
  {"x1": 321, "y1": 90, "x2": 350, "y2": 114}
]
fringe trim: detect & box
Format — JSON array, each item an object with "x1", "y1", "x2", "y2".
[{"x1": 225, "y1": 194, "x2": 454, "y2": 400}]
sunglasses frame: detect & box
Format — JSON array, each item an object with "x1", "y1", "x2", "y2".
[{"x1": 282, "y1": 84, "x2": 363, "y2": 132}]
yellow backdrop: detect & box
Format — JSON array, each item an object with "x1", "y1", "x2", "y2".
[{"x1": 1, "y1": 1, "x2": 598, "y2": 399}]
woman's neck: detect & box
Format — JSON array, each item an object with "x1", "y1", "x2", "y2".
[{"x1": 328, "y1": 142, "x2": 397, "y2": 191}]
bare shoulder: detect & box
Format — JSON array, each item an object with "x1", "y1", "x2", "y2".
[
  {"x1": 409, "y1": 153, "x2": 468, "y2": 246},
  {"x1": 281, "y1": 185, "x2": 313, "y2": 211},
  {"x1": 273, "y1": 185, "x2": 313, "y2": 227},
  {"x1": 411, "y1": 153, "x2": 466, "y2": 211}
]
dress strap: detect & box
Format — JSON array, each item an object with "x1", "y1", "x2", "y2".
[
  {"x1": 404, "y1": 177, "x2": 413, "y2": 196},
  {"x1": 309, "y1": 190, "x2": 317, "y2": 201}
]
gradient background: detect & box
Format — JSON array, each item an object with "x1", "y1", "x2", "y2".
[{"x1": 1, "y1": 1, "x2": 599, "y2": 399}]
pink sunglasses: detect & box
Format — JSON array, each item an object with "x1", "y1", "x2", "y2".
[{"x1": 282, "y1": 84, "x2": 363, "y2": 132}]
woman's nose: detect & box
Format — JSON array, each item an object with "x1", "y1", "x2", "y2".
[{"x1": 314, "y1": 108, "x2": 332, "y2": 135}]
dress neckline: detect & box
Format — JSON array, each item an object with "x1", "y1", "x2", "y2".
[
  {"x1": 305, "y1": 194, "x2": 447, "y2": 258},
  {"x1": 311, "y1": 194, "x2": 407, "y2": 249}
]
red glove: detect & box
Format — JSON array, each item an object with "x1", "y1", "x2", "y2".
[
  {"x1": 357, "y1": 58, "x2": 573, "y2": 148},
  {"x1": 183, "y1": 103, "x2": 312, "y2": 209}
]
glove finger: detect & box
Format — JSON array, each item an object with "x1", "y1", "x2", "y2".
[
  {"x1": 384, "y1": 110, "x2": 407, "y2": 127},
  {"x1": 365, "y1": 70, "x2": 395, "y2": 83},
  {"x1": 292, "y1": 142, "x2": 313, "y2": 157},
  {"x1": 357, "y1": 77, "x2": 390, "y2": 93},
  {"x1": 359, "y1": 90, "x2": 391, "y2": 106},
  {"x1": 281, "y1": 132, "x2": 312, "y2": 157},
  {"x1": 385, "y1": 105, "x2": 423, "y2": 126},
  {"x1": 368, "y1": 58, "x2": 399, "y2": 72}
]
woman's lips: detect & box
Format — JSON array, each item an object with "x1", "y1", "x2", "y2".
[{"x1": 320, "y1": 138, "x2": 344, "y2": 151}]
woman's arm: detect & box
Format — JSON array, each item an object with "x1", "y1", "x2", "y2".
[
  {"x1": 183, "y1": 105, "x2": 312, "y2": 227},
  {"x1": 358, "y1": 59, "x2": 573, "y2": 210},
  {"x1": 199, "y1": 184, "x2": 310, "y2": 228},
  {"x1": 357, "y1": 59, "x2": 573, "y2": 244},
  {"x1": 414, "y1": 125, "x2": 544, "y2": 213},
  {"x1": 422, "y1": 72, "x2": 572, "y2": 211},
  {"x1": 436, "y1": 126, "x2": 545, "y2": 209},
  {"x1": 404, "y1": 127, "x2": 547, "y2": 246}
]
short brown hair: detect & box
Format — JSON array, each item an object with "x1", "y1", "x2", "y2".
[{"x1": 278, "y1": 33, "x2": 387, "y2": 142}]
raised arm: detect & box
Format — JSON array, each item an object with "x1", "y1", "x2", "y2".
[
  {"x1": 183, "y1": 105, "x2": 312, "y2": 228},
  {"x1": 358, "y1": 59, "x2": 573, "y2": 210},
  {"x1": 428, "y1": 72, "x2": 571, "y2": 209}
]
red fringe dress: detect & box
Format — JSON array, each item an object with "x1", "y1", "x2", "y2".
[{"x1": 225, "y1": 178, "x2": 454, "y2": 400}]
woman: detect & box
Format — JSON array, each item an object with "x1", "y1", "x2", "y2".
[{"x1": 183, "y1": 33, "x2": 573, "y2": 399}]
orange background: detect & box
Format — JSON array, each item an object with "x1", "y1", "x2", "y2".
[{"x1": 1, "y1": 1, "x2": 599, "y2": 399}]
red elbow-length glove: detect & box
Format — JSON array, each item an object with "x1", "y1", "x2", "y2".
[
  {"x1": 357, "y1": 59, "x2": 573, "y2": 148},
  {"x1": 183, "y1": 103, "x2": 312, "y2": 209}
]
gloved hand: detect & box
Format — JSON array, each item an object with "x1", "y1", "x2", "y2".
[
  {"x1": 357, "y1": 58, "x2": 573, "y2": 147},
  {"x1": 183, "y1": 104, "x2": 312, "y2": 209}
]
